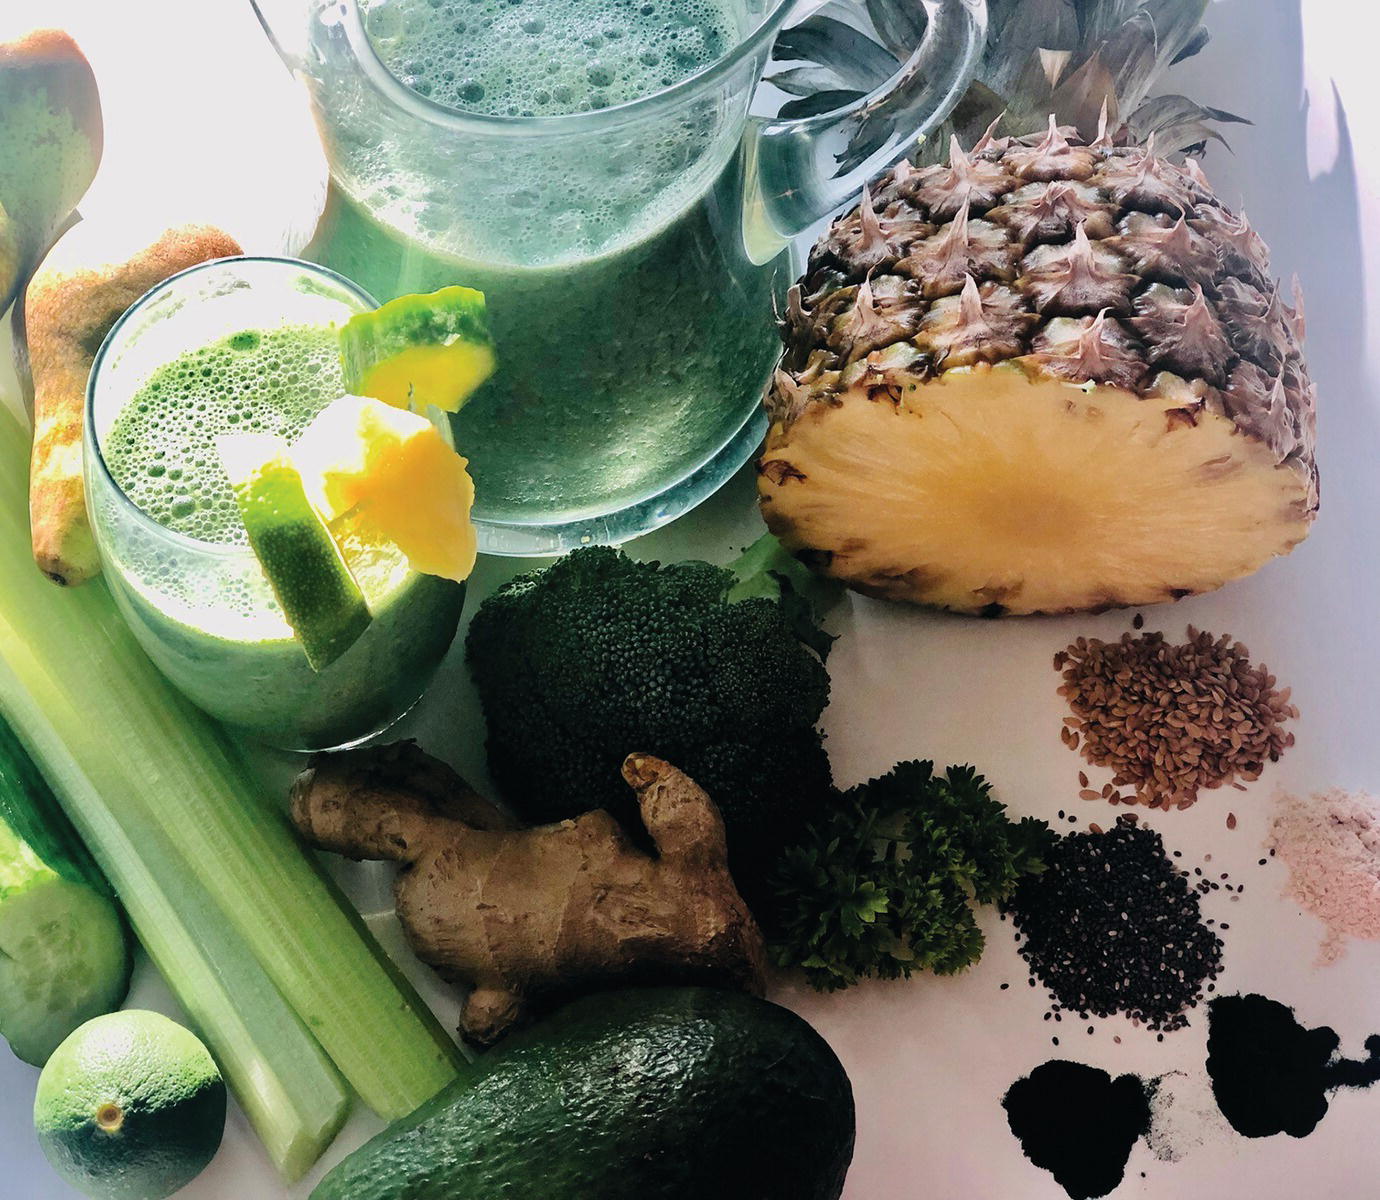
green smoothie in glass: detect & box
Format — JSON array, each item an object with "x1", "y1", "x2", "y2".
[
  {"x1": 304, "y1": 0, "x2": 790, "y2": 550},
  {"x1": 84, "y1": 257, "x2": 466, "y2": 752}
]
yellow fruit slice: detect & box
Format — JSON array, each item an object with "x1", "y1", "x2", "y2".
[
  {"x1": 340, "y1": 286, "x2": 496, "y2": 414},
  {"x1": 293, "y1": 396, "x2": 478, "y2": 585},
  {"x1": 217, "y1": 432, "x2": 372, "y2": 671}
]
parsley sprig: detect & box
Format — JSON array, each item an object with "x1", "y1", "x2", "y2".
[{"x1": 769, "y1": 761, "x2": 1054, "y2": 991}]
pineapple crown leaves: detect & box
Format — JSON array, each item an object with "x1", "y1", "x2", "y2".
[
  {"x1": 768, "y1": 760, "x2": 1056, "y2": 991},
  {"x1": 767, "y1": 0, "x2": 1248, "y2": 163}
]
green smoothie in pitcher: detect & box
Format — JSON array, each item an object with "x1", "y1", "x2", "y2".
[{"x1": 306, "y1": 0, "x2": 789, "y2": 546}]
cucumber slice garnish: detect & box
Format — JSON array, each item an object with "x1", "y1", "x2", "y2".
[
  {"x1": 217, "y1": 432, "x2": 372, "y2": 672},
  {"x1": 340, "y1": 286, "x2": 496, "y2": 414}
]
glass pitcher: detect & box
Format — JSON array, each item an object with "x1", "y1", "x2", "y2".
[{"x1": 252, "y1": 0, "x2": 986, "y2": 554}]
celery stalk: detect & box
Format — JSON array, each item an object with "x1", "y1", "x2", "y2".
[
  {"x1": 0, "y1": 644, "x2": 348, "y2": 1179},
  {"x1": 0, "y1": 408, "x2": 461, "y2": 1122}
]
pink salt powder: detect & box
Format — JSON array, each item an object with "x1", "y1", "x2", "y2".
[{"x1": 1269, "y1": 789, "x2": 1380, "y2": 965}]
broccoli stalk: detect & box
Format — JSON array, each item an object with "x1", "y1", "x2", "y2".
[
  {"x1": 769, "y1": 762, "x2": 1054, "y2": 991},
  {"x1": 464, "y1": 533, "x2": 837, "y2": 904}
]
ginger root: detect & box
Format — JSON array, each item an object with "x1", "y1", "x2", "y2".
[
  {"x1": 292, "y1": 742, "x2": 768, "y2": 1046},
  {"x1": 26, "y1": 223, "x2": 241, "y2": 585}
]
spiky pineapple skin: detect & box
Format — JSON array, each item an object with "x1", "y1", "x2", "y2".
[{"x1": 758, "y1": 123, "x2": 1317, "y2": 615}]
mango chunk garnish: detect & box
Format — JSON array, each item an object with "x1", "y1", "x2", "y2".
[{"x1": 295, "y1": 395, "x2": 478, "y2": 585}]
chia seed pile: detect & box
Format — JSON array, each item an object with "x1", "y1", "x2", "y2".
[
  {"x1": 1055, "y1": 627, "x2": 1297, "y2": 810},
  {"x1": 1003, "y1": 817, "x2": 1224, "y2": 1032}
]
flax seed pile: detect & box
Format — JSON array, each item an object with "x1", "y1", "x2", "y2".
[{"x1": 1055, "y1": 627, "x2": 1297, "y2": 810}]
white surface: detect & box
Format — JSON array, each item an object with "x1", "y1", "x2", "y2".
[{"x1": 2, "y1": 0, "x2": 1378, "y2": 1196}]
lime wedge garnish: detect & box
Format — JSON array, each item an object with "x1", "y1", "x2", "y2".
[
  {"x1": 293, "y1": 395, "x2": 478, "y2": 585},
  {"x1": 216, "y1": 432, "x2": 372, "y2": 671},
  {"x1": 340, "y1": 285, "x2": 496, "y2": 414}
]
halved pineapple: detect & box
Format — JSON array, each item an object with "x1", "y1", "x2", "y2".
[
  {"x1": 763, "y1": 357, "x2": 1312, "y2": 612},
  {"x1": 758, "y1": 121, "x2": 1317, "y2": 615}
]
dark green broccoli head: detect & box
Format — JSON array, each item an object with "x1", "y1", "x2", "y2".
[{"x1": 465, "y1": 545, "x2": 833, "y2": 896}]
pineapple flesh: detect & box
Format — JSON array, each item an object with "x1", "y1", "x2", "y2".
[{"x1": 758, "y1": 120, "x2": 1317, "y2": 615}]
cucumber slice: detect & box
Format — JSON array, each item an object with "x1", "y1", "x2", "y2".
[
  {"x1": 217, "y1": 433, "x2": 372, "y2": 672},
  {"x1": 0, "y1": 717, "x2": 130, "y2": 1067},
  {"x1": 0, "y1": 876, "x2": 129, "y2": 1067},
  {"x1": 340, "y1": 286, "x2": 496, "y2": 414}
]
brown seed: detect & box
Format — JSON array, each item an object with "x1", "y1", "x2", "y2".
[{"x1": 1053, "y1": 626, "x2": 1296, "y2": 812}]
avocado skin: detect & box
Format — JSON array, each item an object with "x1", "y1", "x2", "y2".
[{"x1": 312, "y1": 987, "x2": 854, "y2": 1200}]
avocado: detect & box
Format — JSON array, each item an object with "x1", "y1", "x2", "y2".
[{"x1": 311, "y1": 987, "x2": 855, "y2": 1200}]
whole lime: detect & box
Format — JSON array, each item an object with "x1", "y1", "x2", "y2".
[{"x1": 34, "y1": 1009, "x2": 226, "y2": 1200}]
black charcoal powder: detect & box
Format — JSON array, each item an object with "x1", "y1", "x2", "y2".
[
  {"x1": 1206, "y1": 993, "x2": 1380, "y2": 1138},
  {"x1": 1003, "y1": 1060, "x2": 1151, "y2": 1200}
]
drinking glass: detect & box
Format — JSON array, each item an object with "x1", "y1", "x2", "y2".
[
  {"x1": 84, "y1": 256, "x2": 467, "y2": 751},
  {"x1": 253, "y1": 0, "x2": 987, "y2": 554}
]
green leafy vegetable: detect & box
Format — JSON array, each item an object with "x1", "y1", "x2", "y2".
[
  {"x1": 465, "y1": 533, "x2": 837, "y2": 903},
  {"x1": 770, "y1": 761, "x2": 1054, "y2": 991},
  {"x1": 724, "y1": 531, "x2": 843, "y2": 661}
]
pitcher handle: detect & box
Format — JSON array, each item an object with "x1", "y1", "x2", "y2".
[
  {"x1": 250, "y1": 0, "x2": 311, "y2": 74},
  {"x1": 750, "y1": 0, "x2": 987, "y2": 238}
]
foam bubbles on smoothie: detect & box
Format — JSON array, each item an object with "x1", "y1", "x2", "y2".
[
  {"x1": 361, "y1": 0, "x2": 739, "y2": 117},
  {"x1": 104, "y1": 325, "x2": 344, "y2": 546}
]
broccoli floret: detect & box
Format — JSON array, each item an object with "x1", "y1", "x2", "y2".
[
  {"x1": 464, "y1": 540, "x2": 835, "y2": 899},
  {"x1": 769, "y1": 761, "x2": 1055, "y2": 991}
]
